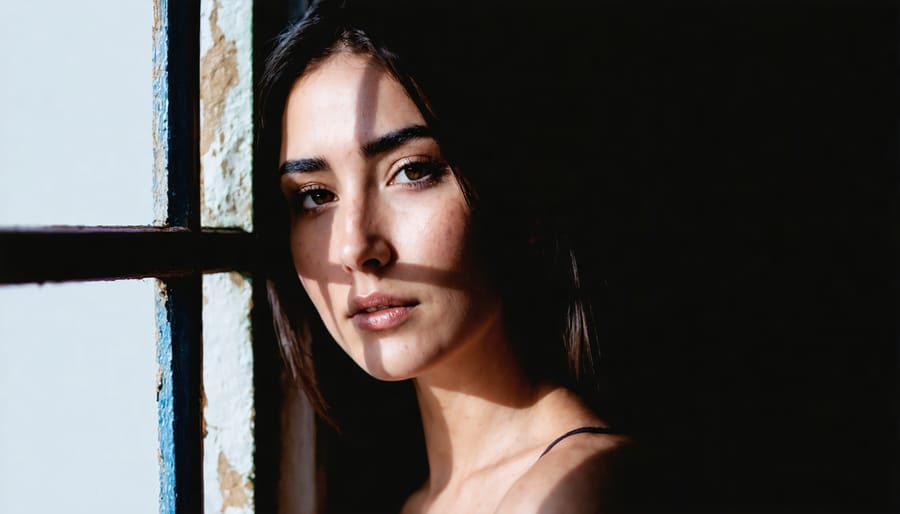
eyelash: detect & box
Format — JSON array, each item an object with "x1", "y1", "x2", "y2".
[
  {"x1": 293, "y1": 183, "x2": 335, "y2": 213},
  {"x1": 291, "y1": 158, "x2": 449, "y2": 214},
  {"x1": 392, "y1": 158, "x2": 449, "y2": 188}
]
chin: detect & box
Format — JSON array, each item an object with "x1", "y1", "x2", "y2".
[
  {"x1": 355, "y1": 359, "x2": 421, "y2": 382},
  {"x1": 350, "y1": 335, "x2": 443, "y2": 382}
]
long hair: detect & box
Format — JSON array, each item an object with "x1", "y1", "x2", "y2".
[{"x1": 258, "y1": 0, "x2": 606, "y2": 420}]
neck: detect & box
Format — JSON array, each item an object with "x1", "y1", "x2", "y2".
[{"x1": 411, "y1": 313, "x2": 551, "y2": 493}]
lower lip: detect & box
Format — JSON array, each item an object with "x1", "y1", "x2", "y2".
[{"x1": 352, "y1": 305, "x2": 416, "y2": 331}]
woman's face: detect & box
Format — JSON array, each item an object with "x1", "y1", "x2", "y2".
[{"x1": 279, "y1": 52, "x2": 501, "y2": 380}]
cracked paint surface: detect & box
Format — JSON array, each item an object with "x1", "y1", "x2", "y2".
[
  {"x1": 203, "y1": 272, "x2": 254, "y2": 514},
  {"x1": 155, "y1": 279, "x2": 176, "y2": 513},
  {"x1": 152, "y1": 0, "x2": 169, "y2": 225},
  {"x1": 218, "y1": 452, "x2": 252, "y2": 511},
  {"x1": 200, "y1": 0, "x2": 253, "y2": 231},
  {"x1": 198, "y1": 1, "x2": 255, "y2": 512}
]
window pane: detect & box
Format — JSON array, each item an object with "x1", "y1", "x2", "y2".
[
  {"x1": 0, "y1": 280, "x2": 158, "y2": 514},
  {"x1": 0, "y1": 1, "x2": 153, "y2": 226}
]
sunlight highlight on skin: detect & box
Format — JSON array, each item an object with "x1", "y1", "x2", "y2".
[{"x1": 279, "y1": 52, "x2": 500, "y2": 381}]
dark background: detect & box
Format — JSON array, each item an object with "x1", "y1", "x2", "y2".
[
  {"x1": 579, "y1": 2, "x2": 898, "y2": 511},
  {"x1": 256, "y1": 1, "x2": 899, "y2": 512}
]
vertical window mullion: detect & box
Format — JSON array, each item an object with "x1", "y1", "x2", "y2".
[
  {"x1": 155, "y1": 1, "x2": 201, "y2": 230},
  {"x1": 154, "y1": 1, "x2": 203, "y2": 513},
  {"x1": 156, "y1": 276, "x2": 204, "y2": 514}
]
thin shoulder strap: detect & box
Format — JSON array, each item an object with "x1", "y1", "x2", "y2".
[{"x1": 539, "y1": 426, "x2": 620, "y2": 458}]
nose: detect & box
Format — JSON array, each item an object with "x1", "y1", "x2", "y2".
[{"x1": 337, "y1": 194, "x2": 393, "y2": 274}]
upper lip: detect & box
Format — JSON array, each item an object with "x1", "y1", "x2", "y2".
[{"x1": 348, "y1": 293, "x2": 418, "y2": 317}]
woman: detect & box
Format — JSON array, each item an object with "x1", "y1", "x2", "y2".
[{"x1": 259, "y1": 1, "x2": 633, "y2": 512}]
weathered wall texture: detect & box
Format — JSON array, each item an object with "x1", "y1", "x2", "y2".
[
  {"x1": 203, "y1": 272, "x2": 255, "y2": 514},
  {"x1": 152, "y1": 0, "x2": 169, "y2": 225},
  {"x1": 199, "y1": 1, "x2": 255, "y2": 510},
  {"x1": 200, "y1": 0, "x2": 253, "y2": 231}
]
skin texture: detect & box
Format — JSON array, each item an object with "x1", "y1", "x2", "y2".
[
  {"x1": 280, "y1": 52, "x2": 630, "y2": 513},
  {"x1": 280, "y1": 51, "x2": 501, "y2": 381}
]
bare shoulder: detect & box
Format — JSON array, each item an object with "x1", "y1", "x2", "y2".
[
  {"x1": 400, "y1": 485, "x2": 427, "y2": 514},
  {"x1": 495, "y1": 432, "x2": 636, "y2": 514}
]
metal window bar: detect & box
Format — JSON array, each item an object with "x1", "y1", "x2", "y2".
[{"x1": 155, "y1": 0, "x2": 203, "y2": 511}]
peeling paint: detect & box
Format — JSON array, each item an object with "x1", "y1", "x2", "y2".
[
  {"x1": 152, "y1": 0, "x2": 170, "y2": 226},
  {"x1": 229, "y1": 272, "x2": 247, "y2": 289},
  {"x1": 201, "y1": 385, "x2": 209, "y2": 440},
  {"x1": 199, "y1": 0, "x2": 253, "y2": 231},
  {"x1": 155, "y1": 366, "x2": 164, "y2": 399},
  {"x1": 155, "y1": 278, "x2": 176, "y2": 514},
  {"x1": 152, "y1": 0, "x2": 161, "y2": 34},
  {"x1": 200, "y1": 1, "x2": 238, "y2": 160},
  {"x1": 202, "y1": 272, "x2": 254, "y2": 514},
  {"x1": 218, "y1": 452, "x2": 251, "y2": 512}
]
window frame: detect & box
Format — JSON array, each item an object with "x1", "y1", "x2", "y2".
[{"x1": 0, "y1": 1, "x2": 298, "y2": 512}]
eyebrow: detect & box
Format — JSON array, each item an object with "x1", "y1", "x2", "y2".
[
  {"x1": 279, "y1": 124, "x2": 434, "y2": 176},
  {"x1": 361, "y1": 124, "x2": 433, "y2": 158},
  {"x1": 279, "y1": 157, "x2": 329, "y2": 175}
]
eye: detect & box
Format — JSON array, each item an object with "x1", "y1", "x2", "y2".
[
  {"x1": 296, "y1": 187, "x2": 336, "y2": 211},
  {"x1": 392, "y1": 159, "x2": 448, "y2": 185}
]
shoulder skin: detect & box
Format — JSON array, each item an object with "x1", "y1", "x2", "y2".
[{"x1": 494, "y1": 433, "x2": 636, "y2": 514}]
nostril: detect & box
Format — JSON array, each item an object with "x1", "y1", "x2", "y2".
[
  {"x1": 362, "y1": 257, "x2": 385, "y2": 270},
  {"x1": 339, "y1": 223, "x2": 393, "y2": 273}
]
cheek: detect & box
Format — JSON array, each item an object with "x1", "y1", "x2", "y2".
[
  {"x1": 427, "y1": 204, "x2": 473, "y2": 265},
  {"x1": 289, "y1": 224, "x2": 345, "y2": 323},
  {"x1": 396, "y1": 194, "x2": 473, "y2": 264},
  {"x1": 290, "y1": 222, "x2": 334, "y2": 281},
  {"x1": 291, "y1": 231, "x2": 345, "y2": 334}
]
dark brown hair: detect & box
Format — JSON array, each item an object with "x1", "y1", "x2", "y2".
[{"x1": 258, "y1": 0, "x2": 605, "y2": 420}]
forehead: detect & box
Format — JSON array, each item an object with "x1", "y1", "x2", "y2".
[{"x1": 281, "y1": 52, "x2": 426, "y2": 159}]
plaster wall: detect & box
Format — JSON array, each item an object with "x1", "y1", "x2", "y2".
[{"x1": 198, "y1": 1, "x2": 257, "y2": 512}]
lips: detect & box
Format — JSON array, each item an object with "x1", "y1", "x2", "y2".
[{"x1": 349, "y1": 293, "x2": 418, "y2": 331}]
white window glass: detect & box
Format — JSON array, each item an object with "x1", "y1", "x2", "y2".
[
  {"x1": 0, "y1": 1, "x2": 153, "y2": 226},
  {"x1": 0, "y1": 280, "x2": 158, "y2": 514}
]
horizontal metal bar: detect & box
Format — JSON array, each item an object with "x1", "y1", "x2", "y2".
[{"x1": 0, "y1": 227, "x2": 254, "y2": 284}]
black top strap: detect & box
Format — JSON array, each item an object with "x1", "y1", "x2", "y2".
[{"x1": 539, "y1": 426, "x2": 620, "y2": 458}]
